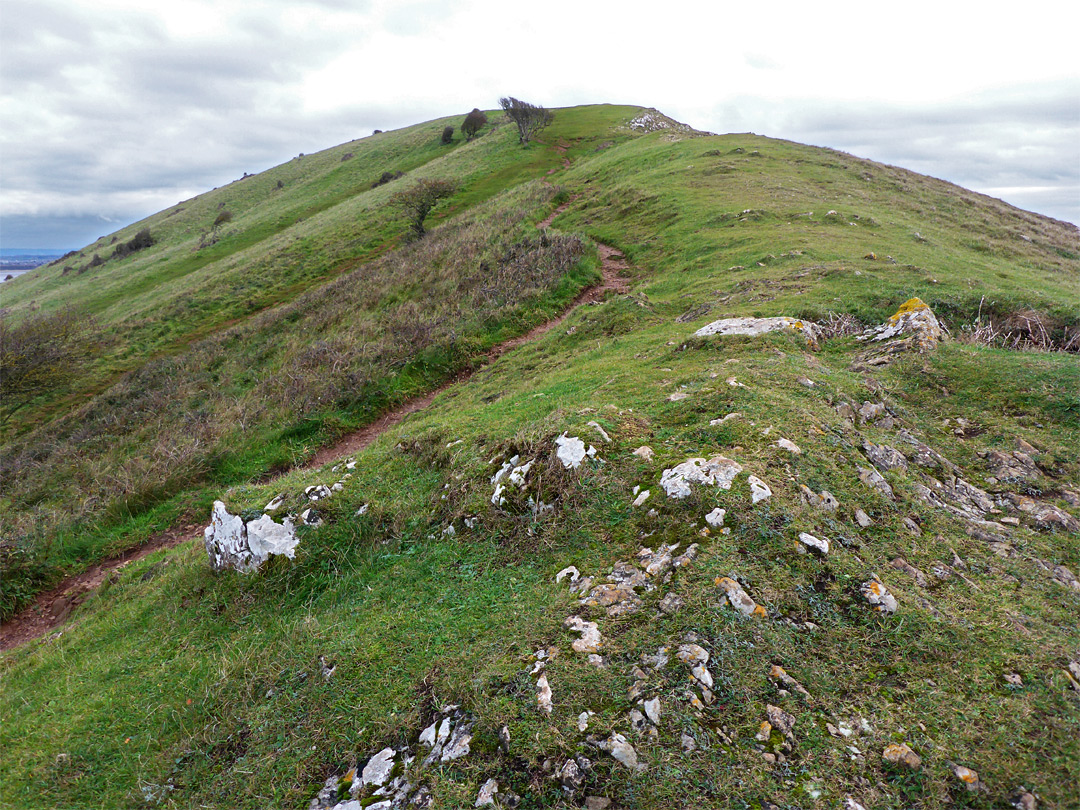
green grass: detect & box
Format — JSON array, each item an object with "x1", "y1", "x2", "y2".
[{"x1": 2, "y1": 104, "x2": 1078, "y2": 809}]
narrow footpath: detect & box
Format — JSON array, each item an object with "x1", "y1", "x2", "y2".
[{"x1": 0, "y1": 211, "x2": 632, "y2": 651}]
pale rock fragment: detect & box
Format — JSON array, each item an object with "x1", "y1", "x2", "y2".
[
  {"x1": 668, "y1": 391, "x2": 689, "y2": 402},
  {"x1": 681, "y1": 733, "x2": 697, "y2": 752},
  {"x1": 441, "y1": 719, "x2": 474, "y2": 762},
  {"x1": 598, "y1": 733, "x2": 641, "y2": 770},
  {"x1": 854, "y1": 508, "x2": 873, "y2": 527},
  {"x1": 556, "y1": 566, "x2": 581, "y2": 585},
  {"x1": 863, "y1": 440, "x2": 909, "y2": 473},
  {"x1": 775, "y1": 438, "x2": 802, "y2": 454},
  {"x1": 587, "y1": 420, "x2": 611, "y2": 442},
  {"x1": 768, "y1": 665, "x2": 811, "y2": 699},
  {"x1": 555, "y1": 434, "x2": 592, "y2": 469},
  {"x1": 632, "y1": 445, "x2": 655, "y2": 461},
  {"x1": 632, "y1": 489, "x2": 651, "y2": 507},
  {"x1": 861, "y1": 576, "x2": 898, "y2": 613},
  {"x1": 643, "y1": 697, "x2": 660, "y2": 725},
  {"x1": 475, "y1": 778, "x2": 499, "y2": 807},
  {"x1": 716, "y1": 577, "x2": 766, "y2": 618},
  {"x1": 264, "y1": 493, "x2": 287, "y2": 513},
  {"x1": 766, "y1": 704, "x2": 796, "y2": 741},
  {"x1": 890, "y1": 557, "x2": 929, "y2": 587},
  {"x1": 557, "y1": 758, "x2": 585, "y2": 791},
  {"x1": 658, "y1": 593, "x2": 684, "y2": 615},
  {"x1": 710, "y1": 412, "x2": 742, "y2": 426},
  {"x1": 705, "y1": 508, "x2": 726, "y2": 527},
  {"x1": 952, "y1": 764, "x2": 981, "y2": 792},
  {"x1": 796, "y1": 532, "x2": 829, "y2": 556},
  {"x1": 660, "y1": 456, "x2": 743, "y2": 499},
  {"x1": 676, "y1": 644, "x2": 709, "y2": 665},
  {"x1": 578, "y1": 711, "x2": 595, "y2": 732},
  {"x1": 672, "y1": 544, "x2": 699, "y2": 569},
  {"x1": 361, "y1": 748, "x2": 396, "y2": 787},
  {"x1": 882, "y1": 743, "x2": 922, "y2": 769},
  {"x1": 858, "y1": 466, "x2": 895, "y2": 499},
  {"x1": 537, "y1": 674, "x2": 552, "y2": 713},
  {"x1": 748, "y1": 475, "x2": 772, "y2": 504},
  {"x1": 564, "y1": 616, "x2": 603, "y2": 654},
  {"x1": 857, "y1": 298, "x2": 943, "y2": 351}
]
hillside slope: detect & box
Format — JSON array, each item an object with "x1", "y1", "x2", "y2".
[{"x1": 1, "y1": 105, "x2": 1078, "y2": 810}]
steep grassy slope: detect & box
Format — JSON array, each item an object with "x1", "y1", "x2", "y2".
[
  {"x1": 0, "y1": 106, "x2": 647, "y2": 613},
  {"x1": 1, "y1": 107, "x2": 1078, "y2": 809}
]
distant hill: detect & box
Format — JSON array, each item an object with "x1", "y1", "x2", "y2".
[{"x1": 1, "y1": 103, "x2": 1077, "y2": 810}]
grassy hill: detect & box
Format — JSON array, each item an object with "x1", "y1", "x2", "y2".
[{"x1": 1, "y1": 104, "x2": 1078, "y2": 809}]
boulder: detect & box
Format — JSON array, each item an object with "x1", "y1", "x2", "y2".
[
  {"x1": 204, "y1": 501, "x2": 299, "y2": 573},
  {"x1": 694, "y1": 316, "x2": 822, "y2": 349},
  {"x1": 660, "y1": 456, "x2": 742, "y2": 499},
  {"x1": 854, "y1": 297, "x2": 943, "y2": 365}
]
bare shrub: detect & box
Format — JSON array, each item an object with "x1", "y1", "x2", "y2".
[
  {"x1": 499, "y1": 97, "x2": 553, "y2": 145},
  {"x1": 816, "y1": 311, "x2": 865, "y2": 339}
]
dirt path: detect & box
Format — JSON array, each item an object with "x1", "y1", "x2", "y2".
[
  {"x1": 0, "y1": 522, "x2": 201, "y2": 651},
  {"x1": 304, "y1": 215, "x2": 629, "y2": 469},
  {"x1": 1, "y1": 205, "x2": 631, "y2": 651}
]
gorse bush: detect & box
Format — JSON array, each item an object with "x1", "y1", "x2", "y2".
[
  {"x1": 372, "y1": 170, "x2": 404, "y2": 189},
  {"x1": 111, "y1": 228, "x2": 153, "y2": 259},
  {"x1": 441, "y1": 126, "x2": 455, "y2": 145}
]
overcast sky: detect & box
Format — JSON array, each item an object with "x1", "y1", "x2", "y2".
[{"x1": 2, "y1": 0, "x2": 1077, "y2": 249}]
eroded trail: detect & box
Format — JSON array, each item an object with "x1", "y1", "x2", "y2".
[
  {"x1": 1, "y1": 216, "x2": 633, "y2": 650},
  {"x1": 0, "y1": 522, "x2": 201, "y2": 651}
]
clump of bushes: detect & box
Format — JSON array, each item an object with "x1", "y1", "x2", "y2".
[
  {"x1": 440, "y1": 126, "x2": 454, "y2": 145},
  {"x1": 112, "y1": 228, "x2": 153, "y2": 259},
  {"x1": 372, "y1": 170, "x2": 404, "y2": 189}
]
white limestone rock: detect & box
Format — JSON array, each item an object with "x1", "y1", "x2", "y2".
[
  {"x1": 797, "y1": 532, "x2": 829, "y2": 556},
  {"x1": 204, "y1": 501, "x2": 299, "y2": 573},
  {"x1": 660, "y1": 456, "x2": 742, "y2": 499},
  {"x1": 555, "y1": 434, "x2": 594, "y2": 469},
  {"x1": 361, "y1": 748, "x2": 396, "y2": 787},
  {"x1": 564, "y1": 616, "x2": 603, "y2": 654},
  {"x1": 694, "y1": 316, "x2": 822, "y2": 348},
  {"x1": 748, "y1": 475, "x2": 772, "y2": 504}
]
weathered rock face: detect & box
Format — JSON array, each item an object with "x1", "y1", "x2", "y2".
[
  {"x1": 693, "y1": 316, "x2": 822, "y2": 348},
  {"x1": 855, "y1": 297, "x2": 943, "y2": 365},
  {"x1": 204, "y1": 501, "x2": 299, "y2": 573}
]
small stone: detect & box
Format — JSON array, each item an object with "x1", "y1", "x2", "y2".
[
  {"x1": 564, "y1": 616, "x2": 603, "y2": 654},
  {"x1": 556, "y1": 566, "x2": 580, "y2": 584},
  {"x1": 633, "y1": 445, "x2": 655, "y2": 461},
  {"x1": 858, "y1": 466, "x2": 895, "y2": 500},
  {"x1": 598, "y1": 733, "x2": 640, "y2": 770},
  {"x1": 844, "y1": 799, "x2": 868, "y2": 810},
  {"x1": 1004, "y1": 672, "x2": 1023, "y2": 687},
  {"x1": 796, "y1": 532, "x2": 829, "y2": 556},
  {"x1": 902, "y1": 517, "x2": 922, "y2": 535},
  {"x1": 766, "y1": 704, "x2": 796, "y2": 740},
  {"x1": 890, "y1": 558, "x2": 929, "y2": 588},
  {"x1": 557, "y1": 758, "x2": 585, "y2": 791},
  {"x1": 681, "y1": 733, "x2": 697, "y2": 752},
  {"x1": 555, "y1": 434, "x2": 590, "y2": 469},
  {"x1": 632, "y1": 489, "x2": 651, "y2": 507},
  {"x1": 755, "y1": 721, "x2": 773, "y2": 743},
  {"x1": 587, "y1": 420, "x2": 611, "y2": 443},
  {"x1": 705, "y1": 507, "x2": 726, "y2": 527},
  {"x1": 882, "y1": 743, "x2": 921, "y2": 769},
  {"x1": 748, "y1": 475, "x2": 772, "y2": 504},
  {"x1": 658, "y1": 593, "x2": 684, "y2": 615},
  {"x1": 475, "y1": 778, "x2": 499, "y2": 807},
  {"x1": 643, "y1": 697, "x2": 661, "y2": 725},
  {"x1": 769, "y1": 664, "x2": 811, "y2": 699},
  {"x1": 710, "y1": 412, "x2": 742, "y2": 426},
  {"x1": 499, "y1": 725, "x2": 511, "y2": 753},
  {"x1": 861, "y1": 576, "x2": 898, "y2": 613},
  {"x1": 854, "y1": 508, "x2": 873, "y2": 527},
  {"x1": 716, "y1": 576, "x2": 766, "y2": 618},
  {"x1": 537, "y1": 674, "x2": 552, "y2": 713},
  {"x1": 775, "y1": 438, "x2": 802, "y2": 454},
  {"x1": 668, "y1": 391, "x2": 689, "y2": 402},
  {"x1": 797, "y1": 376, "x2": 815, "y2": 388},
  {"x1": 677, "y1": 644, "x2": 709, "y2": 664},
  {"x1": 952, "y1": 764, "x2": 980, "y2": 791},
  {"x1": 578, "y1": 711, "x2": 594, "y2": 732},
  {"x1": 1009, "y1": 787, "x2": 1038, "y2": 810},
  {"x1": 585, "y1": 798, "x2": 612, "y2": 810}
]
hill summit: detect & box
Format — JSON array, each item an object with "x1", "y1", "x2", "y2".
[{"x1": 1, "y1": 103, "x2": 1078, "y2": 809}]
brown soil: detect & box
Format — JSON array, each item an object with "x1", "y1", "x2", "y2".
[
  {"x1": 0, "y1": 205, "x2": 631, "y2": 651},
  {"x1": 0, "y1": 522, "x2": 201, "y2": 651}
]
